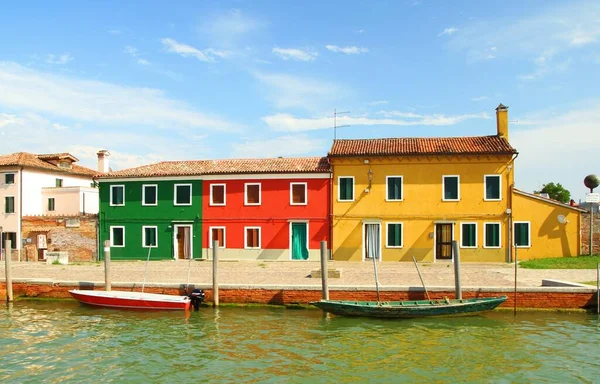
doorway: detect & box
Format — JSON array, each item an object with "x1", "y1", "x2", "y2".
[
  {"x1": 174, "y1": 224, "x2": 193, "y2": 259},
  {"x1": 290, "y1": 222, "x2": 309, "y2": 260},
  {"x1": 435, "y1": 223, "x2": 453, "y2": 260},
  {"x1": 363, "y1": 222, "x2": 381, "y2": 261}
]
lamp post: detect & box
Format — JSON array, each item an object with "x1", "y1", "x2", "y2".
[{"x1": 584, "y1": 175, "x2": 600, "y2": 255}]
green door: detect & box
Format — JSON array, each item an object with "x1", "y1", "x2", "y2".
[{"x1": 291, "y1": 223, "x2": 309, "y2": 260}]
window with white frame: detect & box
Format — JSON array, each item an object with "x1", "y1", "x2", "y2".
[
  {"x1": 290, "y1": 182, "x2": 307, "y2": 205},
  {"x1": 245, "y1": 183, "x2": 261, "y2": 205},
  {"x1": 245, "y1": 227, "x2": 261, "y2": 249},
  {"x1": 386, "y1": 222, "x2": 403, "y2": 248},
  {"x1": 210, "y1": 184, "x2": 226, "y2": 206},
  {"x1": 484, "y1": 223, "x2": 501, "y2": 248},
  {"x1": 110, "y1": 185, "x2": 125, "y2": 206},
  {"x1": 386, "y1": 176, "x2": 403, "y2": 201},
  {"x1": 5, "y1": 173, "x2": 15, "y2": 184},
  {"x1": 484, "y1": 175, "x2": 501, "y2": 201},
  {"x1": 338, "y1": 176, "x2": 354, "y2": 202},
  {"x1": 443, "y1": 176, "x2": 460, "y2": 201},
  {"x1": 514, "y1": 222, "x2": 531, "y2": 248},
  {"x1": 209, "y1": 227, "x2": 226, "y2": 248},
  {"x1": 4, "y1": 196, "x2": 15, "y2": 214},
  {"x1": 48, "y1": 198, "x2": 55, "y2": 212},
  {"x1": 461, "y1": 223, "x2": 477, "y2": 248},
  {"x1": 110, "y1": 226, "x2": 125, "y2": 247},
  {"x1": 142, "y1": 226, "x2": 158, "y2": 248},
  {"x1": 55, "y1": 178, "x2": 63, "y2": 187},
  {"x1": 174, "y1": 184, "x2": 192, "y2": 206},
  {"x1": 142, "y1": 184, "x2": 158, "y2": 206}
]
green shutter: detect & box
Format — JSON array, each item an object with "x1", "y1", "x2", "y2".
[
  {"x1": 444, "y1": 177, "x2": 458, "y2": 200},
  {"x1": 387, "y1": 224, "x2": 402, "y2": 247},
  {"x1": 515, "y1": 223, "x2": 529, "y2": 246},
  {"x1": 462, "y1": 224, "x2": 476, "y2": 247},
  {"x1": 340, "y1": 178, "x2": 353, "y2": 200},
  {"x1": 486, "y1": 224, "x2": 499, "y2": 247},
  {"x1": 486, "y1": 176, "x2": 500, "y2": 200},
  {"x1": 388, "y1": 178, "x2": 402, "y2": 200}
]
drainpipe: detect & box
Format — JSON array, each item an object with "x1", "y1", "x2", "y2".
[
  {"x1": 328, "y1": 160, "x2": 334, "y2": 260},
  {"x1": 507, "y1": 153, "x2": 519, "y2": 263},
  {"x1": 18, "y1": 167, "x2": 23, "y2": 262}
]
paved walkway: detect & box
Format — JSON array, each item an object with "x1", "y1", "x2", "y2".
[{"x1": 0, "y1": 260, "x2": 597, "y2": 288}]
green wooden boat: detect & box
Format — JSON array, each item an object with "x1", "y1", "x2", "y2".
[{"x1": 310, "y1": 296, "x2": 507, "y2": 319}]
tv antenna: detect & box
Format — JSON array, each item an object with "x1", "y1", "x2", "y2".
[{"x1": 334, "y1": 109, "x2": 350, "y2": 140}]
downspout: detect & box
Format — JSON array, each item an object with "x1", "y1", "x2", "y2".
[
  {"x1": 507, "y1": 153, "x2": 519, "y2": 263},
  {"x1": 328, "y1": 158, "x2": 334, "y2": 260},
  {"x1": 18, "y1": 167, "x2": 23, "y2": 262}
]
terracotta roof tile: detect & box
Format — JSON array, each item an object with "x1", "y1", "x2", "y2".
[
  {"x1": 0, "y1": 152, "x2": 97, "y2": 177},
  {"x1": 97, "y1": 157, "x2": 330, "y2": 178},
  {"x1": 328, "y1": 136, "x2": 517, "y2": 157}
]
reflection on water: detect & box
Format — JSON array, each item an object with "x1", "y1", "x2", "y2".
[{"x1": 0, "y1": 302, "x2": 599, "y2": 383}]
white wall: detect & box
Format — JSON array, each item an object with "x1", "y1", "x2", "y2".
[
  {"x1": 22, "y1": 169, "x2": 94, "y2": 215},
  {"x1": 0, "y1": 169, "x2": 21, "y2": 247}
]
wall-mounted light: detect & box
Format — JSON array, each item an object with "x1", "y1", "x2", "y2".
[{"x1": 368, "y1": 168, "x2": 373, "y2": 181}]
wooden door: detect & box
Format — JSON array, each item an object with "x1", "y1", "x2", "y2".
[{"x1": 435, "y1": 224, "x2": 453, "y2": 260}]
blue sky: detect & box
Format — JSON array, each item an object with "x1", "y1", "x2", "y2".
[{"x1": 0, "y1": 0, "x2": 599, "y2": 200}]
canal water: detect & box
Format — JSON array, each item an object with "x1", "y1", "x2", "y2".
[{"x1": 1, "y1": 301, "x2": 599, "y2": 383}]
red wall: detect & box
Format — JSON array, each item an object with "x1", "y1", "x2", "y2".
[{"x1": 202, "y1": 178, "x2": 330, "y2": 249}]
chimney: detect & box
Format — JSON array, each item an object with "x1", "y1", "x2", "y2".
[
  {"x1": 97, "y1": 150, "x2": 110, "y2": 173},
  {"x1": 496, "y1": 103, "x2": 508, "y2": 139}
]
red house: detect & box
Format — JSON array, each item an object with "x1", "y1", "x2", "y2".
[{"x1": 201, "y1": 157, "x2": 331, "y2": 260}]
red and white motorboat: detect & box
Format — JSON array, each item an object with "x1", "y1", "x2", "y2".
[{"x1": 69, "y1": 289, "x2": 192, "y2": 310}]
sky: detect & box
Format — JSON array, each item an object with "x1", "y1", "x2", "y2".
[{"x1": 0, "y1": 0, "x2": 599, "y2": 200}]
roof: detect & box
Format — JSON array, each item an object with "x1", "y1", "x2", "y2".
[
  {"x1": 328, "y1": 136, "x2": 517, "y2": 157},
  {"x1": 513, "y1": 188, "x2": 587, "y2": 213},
  {"x1": 0, "y1": 152, "x2": 97, "y2": 177},
  {"x1": 96, "y1": 156, "x2": 330, "y2": 179}
]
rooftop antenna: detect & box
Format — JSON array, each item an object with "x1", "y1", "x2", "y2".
[{"x1": 334, "y1": 109, "x2": 350, "y2": 140}]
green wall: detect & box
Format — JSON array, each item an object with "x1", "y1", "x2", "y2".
[{"x1": 98, "y1": 180, "x2": 203, "y2": 260}]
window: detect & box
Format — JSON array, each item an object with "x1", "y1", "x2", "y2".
[
  {"x1": 484, "y1": 223, "x2": 501, "y2": 248},
  {"x1": 174, "y1": 184, "x2": 192, "y2": 206},
  {"x1": 48, "y1": 198, "x2": 55, "y2": 212},
  {"x1": 55, "y1": 178, "x2": 63, "y2": 187},
  {"x1": 142, "y1": 185, "x2": 158, "y2": 206},
  {"x1": 1, "y1": 232, "x2": 17, "y2": 249},
  {"x1": 338, "y1": 176, "x2": 354, "y2": 202},
  {"x1": 443, "y1": 176, "x2": 460, "y2": 201},
  {"x1": 245, "y1": 227, "x2": 261, "y2": 249},
  {"x1": 110, "y1": 226, "x2": 125, "y2": 247},
  {"x1": 110, "y1": 185, "x2": 125, "y2": 206},
  {"x1": 514, "y1": 222, "x2": 531, "y2": 248},
  {"x1": 210, "y1": 184, "x2": 226, "y2": 206},
  {"x1": 386, "y1": 223, "x2": 403, "y2": 248},
  {"x1": 209, "y1": 227, "x2": 226, "y2": 248},
  {"x1": 142, "y1": 226, "x2": 158, "y2": 248},
  {"x1": 386, "y1": 176, "x2": 403, "y2": 201},
  {"x1": 4, "y1": 196, "x2": 15, "y2": 214},
  {"x1": 245, "y1": 183, "x2": 261, "y2": 205},
  {"x1": 461, "y1": 223, "x2": 477, "y2": 248},
  {"x1": 484, "y1": 175, "x2": 501, "y2": 201},
  {"x1": 290, "y1": 183, "x2": 307, "y2": 205},
  {"x1": 5, "y1": 173, "x2": 14, "y2": 184}
]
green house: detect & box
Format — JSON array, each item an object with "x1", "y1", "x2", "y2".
[{"x1": 98, "y1": 178, "x2": 202, "y2": 260}]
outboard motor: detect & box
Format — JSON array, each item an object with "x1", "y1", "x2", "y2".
[{"x1": 189, "y1": 289, "x2": 205, "y2": 311}]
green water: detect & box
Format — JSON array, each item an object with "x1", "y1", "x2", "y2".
[{"x1": 1, "y1": 302, "x2": 599, "y2": 383}]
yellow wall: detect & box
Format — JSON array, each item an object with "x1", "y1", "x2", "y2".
[
  {"x1": 331, "y1": 155, "x2": 514, "y2": 262},
  {"x1": 511, "y1": 192, "x2": 581, "y2": 259}
]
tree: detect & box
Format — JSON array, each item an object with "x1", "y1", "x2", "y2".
[{"x1": 534, "y1": 182, "x2": 571, "y2": 204}]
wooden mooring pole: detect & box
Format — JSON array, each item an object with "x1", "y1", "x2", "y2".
[
  {"x1": 103, "y1": 240, "x2": 111, "y2": 291},
  {"x1": 5, "y1": 238, "x2": 13, "y2": 303},
  {"x1": 320, "y1": 240, "x2": 329, "y2": 300},
  {"x1": 212, "y1": 240, "x2": 219, "y2": 307},
  {"x1": 514, "y1": 246, "x2": 518, "y2": 316},
  {"x1": 452, "y1": 240, "x2": 462, "y2": 300},
  {"x1": 597, "y1": 263, "x2": 599, "y2": 316}
]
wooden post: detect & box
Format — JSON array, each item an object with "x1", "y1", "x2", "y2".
[
  {"x1": 597, "y1": 263, "x2": 599, "y2": 316},
  {"x1": 514, "y1": 246, "x2": 518, "y2": 316},
  {"x1": 320, "y1": 240, "x2": 329, "y2": 300},
  {"x1": 212, "y1": 240, "x2": 219, "y2": 307},
  {"x1": 103, "y1": 240, "x2": 111, "y2": 291},
  {"x1": 591, "y1": 208, "x2": 594, "y2": 255},
  {"x1": 5, "y1": 239, "x2": 13, "y2": 302},
  {"x1": 452, "y1": 240, "x2": 462, "y2": 300}
]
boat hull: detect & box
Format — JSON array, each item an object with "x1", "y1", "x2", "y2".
[
  {"x1": 69, "y1": 289, "x2": 191, "y2": 311},
  {"x1": 311, "y1": 296, "x2": 507, "y2": 319}
]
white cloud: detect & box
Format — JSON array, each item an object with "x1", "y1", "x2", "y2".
[
  {"x1": 124, "y1": 46, "x2": 139, "y2": 57},
  {"x1": 368, "y1": 100, "x2": 389, "y2": 106},
  {"x1": 272, "y1": 47, "x2": 317, "y2": 61},
  {"x1": 137, "y1": 58, "x2": 151, "y2": 66},
  {"x1": 325, "y1": 45, "x2": 369, "y2": 55},
  {"x1": 252, "y1": 71, "x2": 347, "y2": 111},
  {"x1": 107, "y1": 29, "x2": 122, "y2": 35},
  {"x1": 471, "y1": 96, "x2": 490, "y2": 102},
  {"x1": 0, "y1": 62, "x2": 240, "y2": 131},
  {"x1": 355, "y1": 29, "x2": 366, "y2": 35},
  {"x1": 262, "y1": 111, "x2": 490, "y2": 132},
  {"x1": 519, "y1": 58, "x2": 572, "y2": 81},
  {"x1": 161, "y1": 38, "x2": 229, "y2": 63},
  {"x1": 198, "y1": 9, "x2": 264, "y2": 48},
  {"x1": 510, "y1": 101, "x2": 600, "y2": 200},
  {"x1": 46, "y1": 54, "x2": 73, "y2": 65},
  {"x1": 438, "y1": 27, "x2": 458, "y2": 36},
  {"x1": 231, "y1": 135, "x2": 328, "y2": 158}
]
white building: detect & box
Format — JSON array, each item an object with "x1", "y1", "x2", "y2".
[{"x1": 0, "y1": 151, "x2": 108, "y2": 259}]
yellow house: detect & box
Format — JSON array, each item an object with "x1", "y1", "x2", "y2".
[{"x1": 329, "y1": 104, "x2": 583, "y2": 262}]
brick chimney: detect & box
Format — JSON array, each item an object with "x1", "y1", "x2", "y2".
[
  {"x1": 496, "y1": 103, "x2": 508, "y2": 139},
  {"x1": 97, "y1": 150, "x2": 110, "y2": 173}
]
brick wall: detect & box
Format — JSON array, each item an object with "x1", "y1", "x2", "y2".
[
  {"x1": 21, "y1": 215, "x2": 98, "y2": 262},
  {"x1": 581, "y1": 212, "x2": 600, "y2": 255}
]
